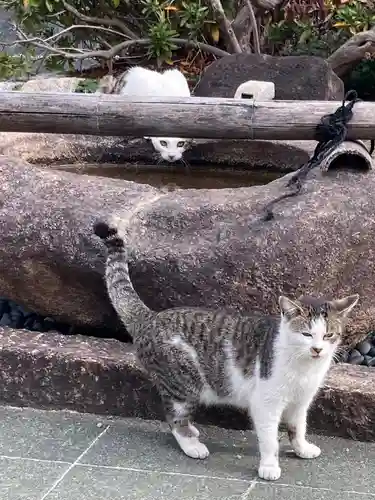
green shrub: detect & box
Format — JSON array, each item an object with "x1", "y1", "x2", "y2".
[{"x1": 0, "y1": 0, "x2": 231, "y2": 69}]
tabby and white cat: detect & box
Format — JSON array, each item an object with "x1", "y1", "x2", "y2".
[
  {"x1": 97, "y1": 67, "x2": 191, "y2": 163},
  {"x1": 94, "y1": 218, "x2": 359, "y2": 482}
]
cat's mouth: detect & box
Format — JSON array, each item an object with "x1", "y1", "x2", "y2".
[{"x1": 311, "y1": 353, "x2": 323, "y2": 359}]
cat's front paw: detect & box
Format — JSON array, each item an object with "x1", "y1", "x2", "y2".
[
  {"x1": 294, "y1": 442, "x2": 321, "y2": 459},
  {"x1": 258, "y1": 464, "x2": 281, "y2": 481},
  {"x1": 182, "y1": 438, "x2": 210, "y2": 460}
]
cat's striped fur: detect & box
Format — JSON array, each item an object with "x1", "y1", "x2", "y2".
[
  {"x1": 94, "y1": 218, "x2": 359, "y2": 481},
  {"x1": 96, "y1": 73, "x2": 129, "y2": 95}
]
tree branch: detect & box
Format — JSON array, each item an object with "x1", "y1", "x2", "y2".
[
  {"x1": 244, "y1": 0, "x2": 261, "y2": 54},
  {"x1": 61, "y1": 0, "x2": 137, "y2": 40},
  {"x1": 208, "y1": 0, "x2": 242, "y2": 53},
  {"x1": 0, "y1": 32, "x2": 230, "y2": 62},
  {"x1": 252, "y1": 0, "x2": 286, "y2": 8},
  {"x1": 327, "y1": 27, "x2": 375, "y2": 77}
]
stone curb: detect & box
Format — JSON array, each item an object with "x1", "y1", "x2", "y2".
[{"x1": 0, "y1": 327, "x2": 373, "y2": 441}]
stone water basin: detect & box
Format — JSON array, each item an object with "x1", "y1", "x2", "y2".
[
  {"x1": 52, "y1": 162, "x2": 281, "y2": 190},
  {"x1": 0, "y1": 155, "x2": 374, "y2": 441}
]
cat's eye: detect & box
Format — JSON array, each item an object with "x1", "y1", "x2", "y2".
[
  {"x1": 160, "y1": 140, "x2": 167, "y2": 147},
  {"x1": 324, "y1": 333, "x2": 334, "y2": 339},
  {"x1": 301, "y1": 331, "x2": 313, "y2": 337},
  {"x1": 177, "y1": 141, "x2": 185, "y2": 147}
]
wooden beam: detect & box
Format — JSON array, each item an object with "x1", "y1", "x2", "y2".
[{"x1": 0, "y1": 92, "x2": 374, "y2": 140}]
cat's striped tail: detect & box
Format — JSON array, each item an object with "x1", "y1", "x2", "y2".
[{"x1": 94, "y1": 221, "x2": 153, "y2": 337}]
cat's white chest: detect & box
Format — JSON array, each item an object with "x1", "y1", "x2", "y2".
[{"x1": 272, "y1": 358, "x2": 330, "y2": 406}]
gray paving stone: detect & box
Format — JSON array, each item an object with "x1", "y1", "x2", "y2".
[
  {"x1": 45, "y1": 465, "x2": 251, "y2": 500},
  {"x1": 79, "y1": 416, "x2": 375, "y2": 493},
  {"x1": 0, "y1": 405, "x2": 106, "y2": 461},
  {"x1": 0, "y1": 457, "x2": 67, "y2": 500},
  {"x1": 78, "y1": 417, "x2": 259, "y2": 481},
  {"x1": 249, "y1": 484, "x2": 375, "y2": 499},
  {"x1": 0, "y1": 406, "x2": 374, "y2": 500},
  {"x1": 278, "y1": 433, "x2": 375, "y2": 494}
]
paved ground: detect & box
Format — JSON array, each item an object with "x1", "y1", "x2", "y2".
[{"x1": 1, "y1": 405, "x2": 374, "y2": 500}]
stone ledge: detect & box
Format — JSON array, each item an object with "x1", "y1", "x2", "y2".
[{"x1": 0, "y1": 326, "x2": 373, "y2": 441}]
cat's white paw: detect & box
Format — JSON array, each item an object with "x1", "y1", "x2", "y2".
[
  {"x1": 178, "y1": 437, "x2": 210, "y2": 459},
  {"x1": 258, "y1": 464, "x2": 281, "y2": 481},
  {"x1": 172, "y1": 430, "x2": 209, "y2": 460},
  {"x1": 183, "y1": 439, "x2": 210, "y2": 459},
  {"x1": 294, "y1": 442, "x2": 321, "y2": 459}
]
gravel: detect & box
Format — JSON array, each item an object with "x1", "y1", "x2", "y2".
[{"x1": 0, "y1": 297, "x2": 73, "y2": 334}]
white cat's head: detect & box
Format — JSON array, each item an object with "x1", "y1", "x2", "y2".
[
  {"x1": 145, "y1": 137, "x2": 190, "y2": 163},
  {"x1": 278, "y1": 294, "x2": 359, "y2": 360}
]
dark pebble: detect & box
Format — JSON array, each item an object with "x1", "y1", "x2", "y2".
[
  {"x1": 357, "y1": 340, "x2": 372, "y2": 355},
  {"x1": 30, "y1": 320, "x2": 44, "y2": 332},
  {"x1": 43, "y1": 317, "x2": 56, "y2": 329},
  {"x1": 367, "y1": 357, "x2": 375, "y2": 367},
  {"x1": 364, "y1": 355, "x2": 374, "y2": 366},
  {"x1": 348, "y1": 349, "x2": 365, "y2": 365},
  {"x1": 10, "y1": 313, "x2": 25, "y2": 329},
  {"x1": 23, "y1": 315, "x2": 37, "y2": 329},
  {"x1": 16, "y1": 306, "x2": 32, "y2": 317},
  {"x1": 0, "y1": 296, "x2": 114, "y2": 339},
  {"x1": 337, "y1": 350, "x2": 349, "y2": 363},
  {"x1": 0, "y1": 298, "x2": 9, "y2": 317},
  {"x1": 0, "y1": 312, "x2": 12, "y2": 327},
  {"x1": 368, "y1": 346, "x2": 375, "y2": 357}
]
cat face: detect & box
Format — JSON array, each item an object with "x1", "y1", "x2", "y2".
[
  {"x1": 278, "y1": 294, "x2": 359, "y2": 360},
  {"x1": 145, "y1": 137, "x2": 189, "y2": 163}
]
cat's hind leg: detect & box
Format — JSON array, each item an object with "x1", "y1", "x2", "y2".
[
  {"x1": 163, "y1": 397, "x2": 209, "y2": 459},
  {"x1": 147, "y1": 343, "x2": 209, "y2": 459}
]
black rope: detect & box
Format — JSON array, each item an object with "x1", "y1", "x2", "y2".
[{"x1": 262, "y1": 90, "x2": 373, "y2": 221}]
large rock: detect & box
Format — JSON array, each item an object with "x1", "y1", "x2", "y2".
[
  {"x1": 20, "y1": 77, "x2": 83, "y2": 93},
  {"x1": 0, "y1": 155, "x2": 158, "y2": 336},
  {"x1": 194, "y1": 54, "x2": 344, "y2": 100},
  {"x1": 0, "y1": 155, "x2": 374, "y2": 345}
]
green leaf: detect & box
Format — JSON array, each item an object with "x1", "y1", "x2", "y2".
[{"x1": 45, "y1": 0, "x2": 53, "y2": 12}]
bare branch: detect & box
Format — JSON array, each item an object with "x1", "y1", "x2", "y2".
[
  {"x1": 244, "y1": 0, "x2": 261, "y2": 54},
  {"x1": 327, "y1": 27, "x2": 375, "y2": 77},
  {"x1": 44, "y1": 24, "x2": 129, "y2": 43},
  {"x1": 252, "y1": 0, "x2": 285, "y2": 8},
  {"x1": 61, "y1": 0, "x2": 137, "y2": 40},
  {"x1": 1, "y1": 33, "x2": 230, "y2": 62},
  {"x1": 208, "y1": 0, "x2": 242, "y2": 53},
  {"x1": 1, "y1": 24, "x2": 130, "y2": 49}
]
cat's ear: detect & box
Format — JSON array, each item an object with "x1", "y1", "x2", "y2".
[
  {"x1": 279, "y1": 296, "x2": 303, "y2": 318},
  {"x1": 144, "y1": 136, "x2": 151, "y2": 141},
  {"x1": 329, "y1": 294, "x2": 359, "y2": 318}
]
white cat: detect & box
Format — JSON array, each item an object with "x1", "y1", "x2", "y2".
[{"x1": 98, "y1": 67, "x2": 191, "y2": 163}]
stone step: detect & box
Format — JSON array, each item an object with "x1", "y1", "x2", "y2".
[{"x1": 0, "y1": 326, "x2": 373, "y2": 441}]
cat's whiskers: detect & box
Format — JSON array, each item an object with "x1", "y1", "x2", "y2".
[
  {"x1": 332, "y1": 345, "x2": 347, "y2": 363},
  {"x1": 181, "y1": 157, "x2": 191, "y2": 175}
]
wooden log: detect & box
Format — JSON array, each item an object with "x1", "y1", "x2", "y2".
[{"x1": 0, "y1": 92, "x2": 374, "y2": 140}]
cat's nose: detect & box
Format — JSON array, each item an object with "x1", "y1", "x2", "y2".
[
  {"x1": 167, "y1": 154, "x2": 175, "y2": 161},
  {"x1": 311, "y1": 347, "x2": 322, "y2": 355}
]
